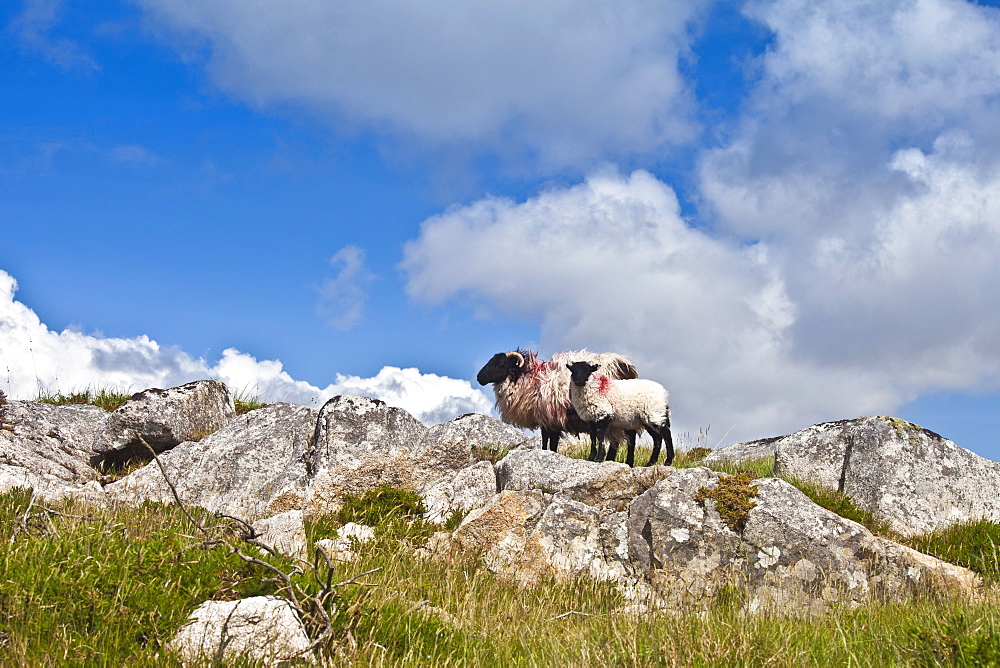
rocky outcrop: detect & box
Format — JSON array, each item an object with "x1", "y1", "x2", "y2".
[
  {"x1": 97, "y1": 380, "x2": 236, "y2": 468},
  {"x1": 106, "y1": 393, "x2": 518, "y2": 522},
  {"x1": 0, "y1": 400, "x2": 111, "y2": 503},
  {"x1": 434, "y1": 465, "x2": 981, "y2": 614},
  {"x1": 2, "y1": 383, "x2": 996, "y2": 625},
  {"x1": 303, "y1": 395, "x2": 502, "y2": 516},
  {"x1": 1, "y1": 400, "x2": 109, "y2": 484},
  {"x1": 167, "y1": 596, "x2": 312, "y2": 666},
  {"x1": 106, "y1": 402, "x2": 317, "y2": 520},
  {"x1": 709, "y1": 417, "x2": 1000, "y2": 536},
  {"x1": 422, "y1": 460, "x2": 498, "y2": 524}
]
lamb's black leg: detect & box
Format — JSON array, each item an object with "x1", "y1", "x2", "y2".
[
  {"x1": 593, "y1": 416, "x2": 611, "y2": 462},
  {"x1": 587, "y1": 423, "x2": 600, "y2": 461},
  {"x1": 625, "y1": 429, "x2": 637, "y2": 468},
  {"x1": 605, "y1": 439, "x2": 619, "y2": 462}
]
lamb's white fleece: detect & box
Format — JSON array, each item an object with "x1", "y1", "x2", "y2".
[{"x1": 569, "y1": 375, "x2": 669, "y2": 430}]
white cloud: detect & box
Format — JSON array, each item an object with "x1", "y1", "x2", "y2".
[
  {"x1": 0, "y1": 269, "x2": 489, "y2": 425},
  {"x1": 696, "y1": 0, "x2": 1000, "y2": 388},
  {"x1": 701, "y1": 0, "x2": 1000, "y2": 241},
  {"x1": 323, "y1": 366, "x2": 494, "y2": 426},
  {"x1": 742, "y1": 0, "x2": 1000, "y2": 125},
  {"x1": 316, "y1": 245, "x2": 376, "y2": 330},
  {"x1": 135, "y1": 0, "x2": 707, "y2": 168}
]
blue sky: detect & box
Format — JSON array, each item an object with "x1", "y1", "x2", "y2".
[{"x1": 2, "y1": 0, "x2": 999, "y2": 460}]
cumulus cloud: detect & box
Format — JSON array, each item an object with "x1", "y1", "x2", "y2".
[
  {"x1": 697, "y1": 0, "x2": 1000, "y2": 390},
  {"x1": 701, "y1": 0, "x2": 1000, "y2": 242},
  {"x1": 135, "y1": 0, "x2": 706, "y2": 168},
  {"x1": 316, "y1": 245, "x2": 376, "y2": 330},
  {"x1": 0, "y1": 269, "x2": 490, "y2": 425},
  {"x1": 402, "y1": 162, "x2": 1000, "y2": 445}
]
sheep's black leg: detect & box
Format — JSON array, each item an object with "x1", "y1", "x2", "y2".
[
  {"x1": 663, "y1": 416, "x2": 674, "y2": 466},
  {"x1": 625, "y1": 429, "x2": 637, "y2": 468},
  {"x1": 647, "y1": 428, "x2": 662, "y2": 466},
  {"x1": 541, "y1": 428, "x2": 561, "y2": 452}
]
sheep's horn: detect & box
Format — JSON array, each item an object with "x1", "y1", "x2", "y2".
[{"x1": 507, "y1": 351, "x2": 525, "y2": 367}]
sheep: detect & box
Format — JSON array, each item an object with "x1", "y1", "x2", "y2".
[
  {"x1": 566, "y1": 360, "x2": 674, "y2": 467},
  {"x1": 477, "y1": 349, "x2": 639, "y2": 459}
]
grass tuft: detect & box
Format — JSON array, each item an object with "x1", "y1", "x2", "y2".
[
  {"x1": 35, "y1": 386, "x2": 133, "y2": 412},
  {"x1": 335, "y1": 484, "x2": 435, "y2": 541},
  {"x1": 708, "y1": 455, "x2": 777, "y2": 478},
  {"x1": 231, "y1": 389, "x2": 268, "y2": 415},
  {"x1": 0, "y1": 488, "x2": 298, "y2": 664}
]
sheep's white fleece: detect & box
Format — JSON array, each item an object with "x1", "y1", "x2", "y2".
[{"x1": 569, "y1": 375, "x2": 669, "y2": 430}]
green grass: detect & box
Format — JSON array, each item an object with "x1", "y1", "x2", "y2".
[
  {"x1": 35, "y1": 386, "x2": 134, "y2": 412},
  {"x1": 905, "y1": 520, "x2": 1000, "y2": 584},
  {"x1": 3, "y1": 485, "x2": 1000, "y2": 665},
  {"x1": 297, "y1": 530, "x2": 1000, "y2": 666},
  {"x1": 0, "y1": 487, "x2": 301, "y2": 664}
]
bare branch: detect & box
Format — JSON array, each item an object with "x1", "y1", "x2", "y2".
[{"x1": 135, "y1": 434, "x2": 208, "y2": 537}]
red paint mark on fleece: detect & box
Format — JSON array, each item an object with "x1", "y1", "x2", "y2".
[{"x1": 596, "y1": 376, "x2": 612, "y2": 395}]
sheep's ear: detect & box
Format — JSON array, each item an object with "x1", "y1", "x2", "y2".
[
  {"x1": 566, "y1": 363, "x2": 573, "y2": 371},
  {"x1": 588, "y1": 362, "x2": 600, "y2": 372}
]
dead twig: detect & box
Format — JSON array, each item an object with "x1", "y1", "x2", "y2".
[{"x1": 134, "y1": 434, "x2": 210, "y2": 538}]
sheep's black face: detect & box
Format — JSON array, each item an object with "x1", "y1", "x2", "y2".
[
  {"x1": 566, "y1": 361, "x2": 600, "y2": 387},
  {"x1": 477, "y1": 353, "x2": 521, "y2": 385}
]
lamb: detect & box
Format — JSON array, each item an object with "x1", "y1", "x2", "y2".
[
  {"x1": 566, "y1": 360, "x2": 674, "y2": 467},
  {"x1": 476, "y1": 349, "x2": 638, "y2": 459}
]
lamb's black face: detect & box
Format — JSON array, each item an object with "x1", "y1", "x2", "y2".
[
  {"x1": 566, "y1": 361, "x2": 600, "y2": 387},
  {"x1": 477, "y1": 352, "x2": 520, "y2": 385}
]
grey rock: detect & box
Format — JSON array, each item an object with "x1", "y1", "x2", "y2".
[
  {"x1": 253, "y1": 510, "x2": 308, "y2": 562},
  {"x1": 633, "y1": 470, "x2": 980, "y2": 611},
  {"x1": 422, "y1": 460, "x2": 498, "y2": 524},
  {"x1": 106, "y1": 402, "x2": 317, "y2": 520},
  {"x1": 433, "y1": 468, "x2": 980, "y2": 614},
  {"x1": 315, "y1": 522, "x2": 376, "y2": 563},
  {"x1": 305, "y1": 396, "x2": 490, "y2": 514},
  {"x1": 495, "y1": 448, "x2": 673, "y2": 511},
  {"x1": 444, "y1": 489, "x2": 549, "y2": 573},
  {"x1": 167, "y1": 596, "x2": 313, "y2": 666},
  {"x1": 702, "y1": 437, "x2": 780, "y2": 466},
  {"x1": 0, "y1": 400, "x2": 109, "y2": 492},
  {"x1": 524, "y1": 495, "x2": 632, "y2": 584},
  {"x1": 772, "y1": 417, "x2": 1000, "y2": 535},
  {"x1": 430, "y1": 412, "x2": 533, "y2": 457},
  {"x1": 98, "y1": 380, "x2": 236, "y2": 466}
]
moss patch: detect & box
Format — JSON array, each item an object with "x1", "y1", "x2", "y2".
[
  {"x1": 695, "y1": 472, "x2": 760, "y2": 533},
  {"x1": 877, "y1": 416, "x2": 925, "y2": 449}
]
